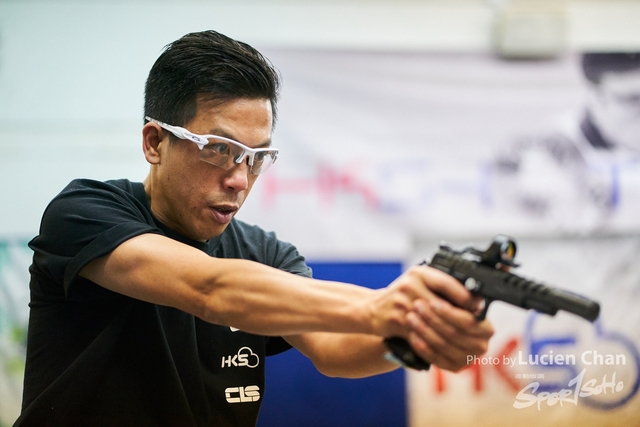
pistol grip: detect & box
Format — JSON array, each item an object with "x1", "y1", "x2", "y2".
[{"x1": 383, "y1": 337, "x2": 431, "y2": 371}]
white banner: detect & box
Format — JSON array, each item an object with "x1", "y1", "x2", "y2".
[{"x1": 238, "y1": 50, "x2": 640, "y2": 259}]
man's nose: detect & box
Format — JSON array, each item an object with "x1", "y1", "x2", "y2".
[{"x1": 223, "y1": 159, "x2": 251, "y2": 192}]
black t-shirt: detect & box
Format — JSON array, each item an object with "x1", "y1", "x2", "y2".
[{"x1": 16, "y1": 178, "x2": 311, "y2": 427}]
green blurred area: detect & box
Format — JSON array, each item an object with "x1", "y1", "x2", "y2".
[{"x1": 0, "y1": 238, "x2": 31, "y2": 426}]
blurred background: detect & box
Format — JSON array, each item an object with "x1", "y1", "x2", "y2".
[{"x1": 1, "y1": 0, "x2": 640, "y2": 425}]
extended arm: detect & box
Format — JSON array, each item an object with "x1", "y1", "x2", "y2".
[
  {"x1": 81, "y1": 233, "x2": 405, "y2": 337},
  {"x1": 284, "y1": 292, "x2": 494, "y2": 377},
  {"x1": 80, "y1": 232, "x2": 493, "y2": 374}
]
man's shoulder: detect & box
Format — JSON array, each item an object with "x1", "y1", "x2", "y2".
[
  {"x1": 60, "y1": 178, "x2": 138, "y2": 196},
  {"x1": 38, "y1": 178, "x2": 151, "y2": 236},
  {"x1": 49, "y1": 178, "x2": 146, "y2": 211}
]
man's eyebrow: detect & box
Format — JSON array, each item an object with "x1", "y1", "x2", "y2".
[{"x1": 207, "y1": 128, "x2": 272, "y2": 148}]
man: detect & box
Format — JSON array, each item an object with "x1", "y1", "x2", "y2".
[
  {"x1": 492, "y1": 52, "x2": 640, "y2": 232},
  {"x1": 16, "y1": 31, "x2": 493, "y2": 426}
]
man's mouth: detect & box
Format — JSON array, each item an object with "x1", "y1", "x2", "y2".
[{"x1": 209, "y1": 205, "x2": 238, "y2": 224}]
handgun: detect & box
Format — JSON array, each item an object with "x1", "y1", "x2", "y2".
[{"x1": 384, "y1": 235, "x2": 600, "y2": 370}]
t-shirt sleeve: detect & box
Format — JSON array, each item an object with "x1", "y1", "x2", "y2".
[
  {"x1": 271, "y1": 240, "x2": 312, "y2": 279},
  {"x1": 29, "y1": 179, "x2": 162, "y2": 300},
  {"x1": 253, "y1": 226, "x2": 313, "y2": 355},
  {"x1": 264, "y1": 238, "x2": 312, "y2": 356}
]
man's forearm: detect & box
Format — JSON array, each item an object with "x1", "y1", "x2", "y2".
[
  {"x1": 284, "y1": 332, "x2": 399, "y2": 378},
  {"x1": 199, "y1": 257, "x2": 380, "y2": 336}
]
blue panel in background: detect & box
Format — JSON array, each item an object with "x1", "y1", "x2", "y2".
[{"x1": 258, "y1": 261, "x2": 406, "y2": 427}]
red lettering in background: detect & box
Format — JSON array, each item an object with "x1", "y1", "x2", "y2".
[
  {"x1": 433, "y1": 337, "x2": 522, "y2": 394},
  {"x1": 434, "y1": 363, "x2": 483, "y2": 393},
  {"x1": 494, "y1": 337, "x2": 522, "y2": 392},
  {"x1": 261, "y1": 162, "x2": 379, "y2": 208}
]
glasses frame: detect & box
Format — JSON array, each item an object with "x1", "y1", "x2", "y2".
[{"x1": 145, "y1": 116, "x2": 278, "y2": 175}]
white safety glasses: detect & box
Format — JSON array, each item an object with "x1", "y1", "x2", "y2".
[{"x1": 146, "y1": 116, "x2": 278, "y2": 175}]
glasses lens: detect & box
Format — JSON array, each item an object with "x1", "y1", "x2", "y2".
[
  {"x1": 250, "y1": 151, "x2": 277, "y2": 174},
  {"x1": 199, "y1": 138, "x2": 244, "y2": 170},
  {"x1": 198, "y1": 137, "x2": 277, "y2": 175}
]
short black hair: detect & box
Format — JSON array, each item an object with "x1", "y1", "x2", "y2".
[
  {"x1": 144, "y1": 30, "x2": 281, "y2": 128},
  {"x1": 581, "y1": 52, "x2": 640, "y2": 84}
]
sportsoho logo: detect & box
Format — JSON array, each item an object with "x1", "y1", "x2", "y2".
[{"x1": 221, "y1": 347, "x2": 260, "y2": 368}]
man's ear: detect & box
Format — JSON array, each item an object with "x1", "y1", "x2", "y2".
[{"x1": 142, "y1": 123, "x2": 164, "y2": 165}]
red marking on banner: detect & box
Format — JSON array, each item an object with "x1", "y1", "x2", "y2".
[
  {"x1": 434, "y1": 366, "x2": 445, "y2": 393},
  {"x1": 433, "y1": 364, "x2": 483, "y2": 394},
  {"x1": 494, "y1": 337, "x2": 522, "y2": 392},
  {"x1": 261, "y1": 162, "x2": 379, "y2": 208},
  {"x1": 431, "y1": 336, "x2": 523, "y2": 394},
  {"x1": 469, "y1": 363, "x2": 483, "y2": 392}
]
